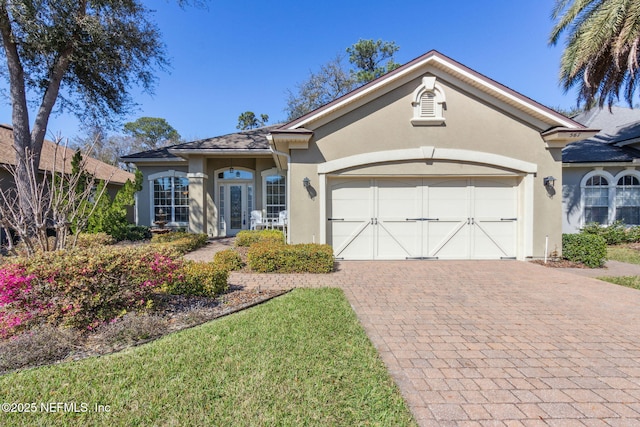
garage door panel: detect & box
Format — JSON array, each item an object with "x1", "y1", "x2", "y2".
[
  {"x1": 472, "y1": 220, "x2": 516, "y2": 259},
  {"x1": 474, "y1": 180, "x2": 516, "y2": 218},
  {"x1": 377, "y1": 179, "x2": 421, "y2": 218},
  {"x1": 330, "y1": 179, "x2": 374, "y2": 259},
  {"x1": 426, "y1": 180, "x2": 469, "y2": 218},
  {"x1": 377, "y1": 220, "x2": 421, "y2": 259},
  {"x1": 330, "y1": 179, "x2": 372, "y2": 218},
  {"x1": 332, "y1": 221, "x2": 373, "y2": 260},
  {"x1": 426, "y1": 220, "x2": 470, "y2": 259}
]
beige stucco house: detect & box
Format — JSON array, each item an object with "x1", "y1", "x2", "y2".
[{"x1": 122, "y1": 50, "x2": 597, "y2": 260}]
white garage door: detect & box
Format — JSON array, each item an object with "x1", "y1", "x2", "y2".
[{"x1": 329, "y1": 178, "x2": 518, "y2": 260}]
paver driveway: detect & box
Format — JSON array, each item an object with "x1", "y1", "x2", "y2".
[{"x1": 230, "y1": 261, "x2": 640, "y2": 426}]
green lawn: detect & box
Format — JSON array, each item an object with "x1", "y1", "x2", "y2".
[
  {"x1": 599, "y1": 245, "x2": 640, "y2": 290},
  {"x1": 606, "y1": 245, "x2": 640, "y2": 265},
  {"x1": 0, "y1": 288, "x2": 416, "y2": 427},
  {"x1": 597, "y1": 275, "x2": 640, "y2": 290}
]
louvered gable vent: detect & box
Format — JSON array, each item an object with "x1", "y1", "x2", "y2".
[{"x1": 420, "y1": 92, "x2": 436, "y2": 117}]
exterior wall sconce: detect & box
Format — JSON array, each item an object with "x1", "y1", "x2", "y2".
[
  {"x1": 303, "y1": 177, "x2": 311, "y2": 188},
  {"x1": 543, "y1": 176, "x2": 556, "y2": 188}
]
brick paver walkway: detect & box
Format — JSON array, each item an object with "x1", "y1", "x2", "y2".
[{"x1": 228, "y1": 260, "x2": 640, "y2": 426}]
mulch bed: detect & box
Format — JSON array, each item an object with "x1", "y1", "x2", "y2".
[
  {"x1": 530, "y1": 259, "x2": 592, "y2": 268},
  {"x1": 0, "y1": 286, "x2": 290, "y2": 375}
]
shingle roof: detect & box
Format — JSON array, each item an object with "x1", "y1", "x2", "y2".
[
  {"x1": 572, "y1": 106, "x2": 640, "y2": 145},
  {"x1": 121, "y1": 125, "x2": 278, "y2": 161},
  {"x1": 563, "y1": 107, "x2": 640, "y2": 163},
  {"x1": 119, "y1": 146, "x2": 179, "y2": 161},
  {"x1": 562, "y1": 139, "x2": 640, "y2": 163},
  {"x1": 0, "y1": 124, "x2": 134, "y2": 184}
]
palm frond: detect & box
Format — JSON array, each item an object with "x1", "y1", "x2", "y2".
[{"x1": 551, "y1": 0, "x2": 640, "y2": 107}]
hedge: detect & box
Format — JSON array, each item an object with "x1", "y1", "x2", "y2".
[
  {"x1": 213, "y1": 249, "x2": 244, "y2": 271},
  {"x1": 581, "y1": 221, "x2": 640, "y2": 245},
  {"x1": 163, "y1": 261, "x2": 228, "y2": 297},
  {"x1": 235, "y1": 229, "x2": 284, "y2": 247},
  {"x1": 151, "y1": 232, "x2": 209, "y2": 254},
  {"x1": 562, "y1": 233, "x2": 607, "y2": 268},
  {"x1": 248, "y1": 243, "x2": 334, "y2": 273}
]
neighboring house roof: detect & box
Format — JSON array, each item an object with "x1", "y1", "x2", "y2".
[
  {"x1": 572, "y1": 106, "x2": 640, "y2": 146},
  {"x1": 562, "y1": 139, "x2": 640, "y2": 163},
  {"x1": 0, "y1": 124, "x2": 134, "y2": 184},
  {"x1": 563, "y1": 107, "x2": 640, "y2": 163},
  {"x1": 120, "y1": 125, "x2": 279, "y2": 162}
]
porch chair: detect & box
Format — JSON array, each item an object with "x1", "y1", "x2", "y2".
[
  {"x1": 274, "y1": 210, "x2": 288, "y2": 229},
  {"x1": 250, "y1": 210, "x2": 265, "y2": 230},
  {"x1": 274, "y1": 210, "x2": 288, "y2": 241}
]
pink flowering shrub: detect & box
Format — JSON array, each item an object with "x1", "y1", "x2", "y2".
[
  {"x1": 0, "y1": 246, "x2": 183, "y2": 334},
  {"x1": 0, "y1": 265, "x2": 38, "y2": 337}
]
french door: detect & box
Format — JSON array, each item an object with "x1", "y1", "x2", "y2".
[{"x1": 219, "y1": 183, "x2": 253, "y2": 235}]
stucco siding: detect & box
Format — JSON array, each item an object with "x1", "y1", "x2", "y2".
[{"x1": 288, "y1": 72, "x2": 563, "y2": 259}]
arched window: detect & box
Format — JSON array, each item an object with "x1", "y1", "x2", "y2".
[
  {"x1": 411, "y1": 76, "x2": 446, "y2": 125},
  {"x1": 584, "y1": 175, "x2": 609, "y2": 225},
  {"x1": 149, "y1": 171, "x2": 189, "y2": 225},
  {"x1": 616, "y1": 175, "x2": 640, "y2": 225}
]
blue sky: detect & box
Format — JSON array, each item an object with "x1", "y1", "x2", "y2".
[{"x1": 1, "y1": 0, "x2": 581, "y2": 143}]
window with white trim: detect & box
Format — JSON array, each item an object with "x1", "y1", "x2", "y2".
[
  {"x1": 584, "y1": 175, "x2": 609, "y2": 225},
  {"x1": 615, "y1": 175, "x2": 640, "y2": 225},
  {"x1": 261, "y1": 168, "x2": 286, "y2": 220},
  {"x1": 411, "y1": 76, "x2": 446, "y2": 125},
  {"x1": 150, "y1": 171, "x2": 189, "y2": 225}
]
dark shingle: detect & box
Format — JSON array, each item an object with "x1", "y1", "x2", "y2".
[
  {"x1": 120, "y1": 125, "x2": 279, "y2": 161},
  {"x1": 563, "y1": 107, "x2": 640, "y2": 163},
  {"x1": 563, "y1": 140, "x2": 640, "y2": 163}
]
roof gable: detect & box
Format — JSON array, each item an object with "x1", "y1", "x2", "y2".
[{"x1": 281, "y1": 50, "x2": 584, "y2": 132}]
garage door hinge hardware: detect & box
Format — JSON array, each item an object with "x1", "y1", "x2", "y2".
[
  {"x1": 370, "y1": 218, "x2": 378, "y2": 225},
  {"x1": 327, "y1": 218, "x2": 344, "y2": 221},
  {"x1": 405, "y1": 218, "x2": 440, "y2": 221},
  {"x1": 500, "y1": 217, "x2": 518, "y2": 221}
]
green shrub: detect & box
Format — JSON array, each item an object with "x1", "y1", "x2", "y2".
[
  {"x1": 581, "y1": 221, "x2": 628, "y2": 245},
  {"x1": 74, "y1": 232, "x2": 115, "y2": 248},
  {"x1": 87, "y1": 170, "x2": 143, "y2": 241},
  {"x1": 562, "y1": 233, "x2": 607, "y2": 268},
  {"x1": 235, "y1": 229, "x2": 285, "y2": 247},
  {"x1": 163, "y1": 261, "x2": 228, "y2": 297},
  {"x1": 248, "y1": 243, "x2": 334, "y2": 273},
  {"x1": 120, "y1": 225, "x2": 152, "y2": 241},
  {"x1": 151, "y1": 232, "x2": 209, "y2": 254},
  {"x1": 624, "y1": 226, "x2": 640, "y2": 243},
  {"x1": 213, "y1": 249, "x2": 244, "y2": 271}
]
